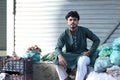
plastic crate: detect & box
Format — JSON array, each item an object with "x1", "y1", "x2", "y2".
[{"x1": 0, "y1": 57, "x2": 33, "y2": 80}]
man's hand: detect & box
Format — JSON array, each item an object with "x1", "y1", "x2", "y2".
[
  {"x1": 58, "y1": 54, "x2": 67, "y2": 67},
  {"x1": 81, "y1": 51, "x2": 91, "y2": 56}
]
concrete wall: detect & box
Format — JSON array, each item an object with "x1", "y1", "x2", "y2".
[{"x1": 0, "y1": 51, "x2": 6, "y2": 56}]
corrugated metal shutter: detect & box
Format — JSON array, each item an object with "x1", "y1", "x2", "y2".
[
  {"x1": 106, "y1": 24, "x2": 120, "y2": 44},
  {"x1": 15, "y1": 0, "x2": 120, "y2": 56},
  {"x1": 0, "y1": 0, "x2": 6, "y2": 50}
]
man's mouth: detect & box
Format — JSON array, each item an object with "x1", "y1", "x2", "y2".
[{"x1": 71, "y1": 27, "x2": 76, "y2": 29}]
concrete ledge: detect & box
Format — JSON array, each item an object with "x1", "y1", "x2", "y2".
[{"x1": 33, "y1": 63, "x2": 59, "y2": 80}]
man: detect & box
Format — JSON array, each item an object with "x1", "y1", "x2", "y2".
[{"x1": 53, "y1": 11, "x2": 100, "y2": 80}]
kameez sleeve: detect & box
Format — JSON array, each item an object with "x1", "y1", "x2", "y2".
[
  {"x1": 54, "y1": 33, "x2": 65, "y2": 57},
  {"x1": 85, "y1": 28, "x2": 100, "y2": 54}
]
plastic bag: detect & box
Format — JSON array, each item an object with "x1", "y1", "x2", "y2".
[
  {"x1": 23, "y1": 45, "x2": 41, "y2": 62},
  {"x1": 110, "y1": 37, "x2": 120, "y2": 66},
  {"x1": 110, "y1": 51, "x2": 120, "y2": 66},
  {"x1": 98, "y1": 46, "x2": 113, "y2": 57},
  {"x1": 41, "y1": 52, "x2": 55, "y2": 61},
  {"x1": 86, "y1": 71, "x2": 116, "y2": 80},
  {"x1": 94, "y1": 57, "x2": 112, "y2": 72},
  {"x1": 112, "y1": 37, "x2": 120, "y2": 50},
  {"x1": 23, "y1": 51, "x2": 40, "y2": 62}
]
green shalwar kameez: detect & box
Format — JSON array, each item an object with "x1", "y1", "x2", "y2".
[{"x1": 53, "y1": 26, "x2": 100, "y2": 69}]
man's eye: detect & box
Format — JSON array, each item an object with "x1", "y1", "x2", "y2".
[
  {"x1": 68, "y1": 18, "x2": 77, "y2": 21},
  {"x1": 69, "y1": 19, "x2": 72, "y2": 21},
  {"x1": 74, "y1": 19, "x2": 77, "y2": 21}
]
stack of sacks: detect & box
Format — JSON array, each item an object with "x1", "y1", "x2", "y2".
[
  {"x1": 94, "y1": 37, "x2": 120, "y2": 73},
  {"x1": 110, "y1": 37, "x2": 120, "y2": 66},
  {"x1": 94, "y1": 44, "x2": 113, "y2": 72}
]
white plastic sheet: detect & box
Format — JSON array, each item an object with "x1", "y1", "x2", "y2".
[{"x1": 86, "y1": 71, "x2": 116, "y2": 80}]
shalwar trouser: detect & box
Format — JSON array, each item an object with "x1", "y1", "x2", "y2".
[{"x1": 55, "y1": 56, "x2": 90, "y2": 80}]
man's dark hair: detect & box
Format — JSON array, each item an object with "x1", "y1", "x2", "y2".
[{"x1": 65, "y1": 11, "x2": 80, "y2": 20}]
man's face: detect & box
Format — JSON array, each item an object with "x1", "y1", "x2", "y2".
[{"x1": 66, "y1": 16, "x2": 79, "y2": 31}]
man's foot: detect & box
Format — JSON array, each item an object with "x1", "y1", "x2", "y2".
[{"x1": 65, "y1": 76, "x2": 72, "y2": 80}]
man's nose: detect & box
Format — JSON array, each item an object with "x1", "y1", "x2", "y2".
[{"x1": 71, "y1": 20, "x2": 74, "y2": 22}]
